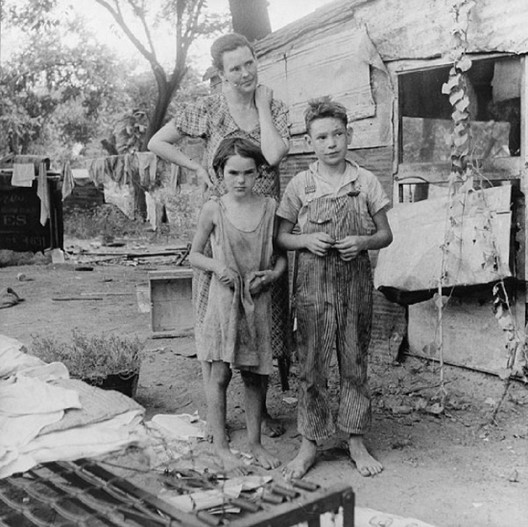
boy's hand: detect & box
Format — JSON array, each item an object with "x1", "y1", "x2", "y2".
[
  {"x1": 303, "y1": 232, "x2": 335, "y2": 256},
  {"x1": 334, "y1": 236, "x2": 367, "y2": 261},
  {"x1": 215, "y1": 265, "x2": 238, "y2": 287},
  {"x1": 247, "y1": 270, "x2": 275, "y2": 295}
]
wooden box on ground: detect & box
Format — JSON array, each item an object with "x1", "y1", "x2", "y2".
[{"x1": 148, "y1": 268, "x2": 194, "y2": 338}]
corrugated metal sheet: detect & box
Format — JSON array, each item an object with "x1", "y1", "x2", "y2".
[{"x1": 257, "y1": 0, "x2": 528, "y2": 62}]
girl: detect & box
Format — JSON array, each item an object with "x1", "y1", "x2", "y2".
[{"x1": 189, "y1": 137, "x2": 286, "y2": 474}]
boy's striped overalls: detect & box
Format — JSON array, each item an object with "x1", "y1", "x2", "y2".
[{"x1": 295, "y1": 171, "x2": 373, "y2": 441}]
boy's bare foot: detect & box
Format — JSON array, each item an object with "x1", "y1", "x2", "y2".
[
  {"x1": 282, "y1": 437, "x2": 317, "y2": 480},
  {"x1": 249, "y1": 443, "x2": 281, "y2": 470},
  {"x1": 216, "y1": 447, "x2": 250, "y2": 476},
  {"x1": 348, "y1": 434, "x2": 383, "y2": 477},
  {"x1": 262, "y1": 413, "x2": 285, "y2": 437}
]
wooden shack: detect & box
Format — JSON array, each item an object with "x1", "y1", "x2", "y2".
[{"x1": 255, "y1": 0, "x2": 528, "y2": 376}]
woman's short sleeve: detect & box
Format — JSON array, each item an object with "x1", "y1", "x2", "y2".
[
  {"x1": 171, "y1": 98, "x2": 209, "y2": 138},
  {"x1": 271, "y1": 99, "x2": 291, "y2": 141}
]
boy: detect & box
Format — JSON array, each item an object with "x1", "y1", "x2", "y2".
[{"x1": 277, "y1": 98, "x2": 393, "y2": 479}]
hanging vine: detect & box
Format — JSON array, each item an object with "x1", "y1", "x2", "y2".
[
  {"x1": 438, "y1": 0, "x2": 527, "y2": 421},
  {"x1": 443, "y1": 0, "x2": 475, "y2": 177},
  {"x1": 432, "y1": 0, "x2": 476, "y2": 412}
]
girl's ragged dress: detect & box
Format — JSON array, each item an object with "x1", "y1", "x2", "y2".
[
  {"x1": 173, "y1": 94, "x2": 291, "y2": 369},
  {"x1": 196, "y1": 197, "x2": 277, "y2": 376}
]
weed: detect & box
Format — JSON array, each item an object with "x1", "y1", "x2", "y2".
[{"x1": 30, "y1": 329, "x2": 143, "y2": 384}]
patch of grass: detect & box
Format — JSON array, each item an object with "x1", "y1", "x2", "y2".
[
  {"x1": 30, "y1": 329, "x2": 143, "y2": 384},
  {"x1": 64, "y1": 204, "x2": 149, "y2": 240}
]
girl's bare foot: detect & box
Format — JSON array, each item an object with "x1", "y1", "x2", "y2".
[
  {"x1": 205, "y1": 424, "x2": 230, "y2": 443},
  {"x1": 282, "y1": 437, "x2": 317, "y2": 480},
  {"x1": 348, "y1": 434, "x2": 383, "y2": 477},
  {"x1": 249, "y1": 443, "x2": 281, "y2": 470},
  {"x1": 262, "y1": 413, "x2": 285, "y2": 437},
  {"x1": 216, "y1": 447, "x2": 250, "y2": 476}
]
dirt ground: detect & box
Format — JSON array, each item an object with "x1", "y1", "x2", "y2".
[{"x1": 1, "y1": 238, "x2": 527, "y2": 527}]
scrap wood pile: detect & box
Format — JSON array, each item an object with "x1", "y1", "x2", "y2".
[{"x1": 68, "y1": 242, "x2": 192, "y2": 267}]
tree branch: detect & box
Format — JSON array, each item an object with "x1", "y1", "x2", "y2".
[
  {"x1": 93, "y1": 0, "x2": 159, "y2": 69},
  {"x1": 172, "y1": 0, "x2": 205, "y2": 79},
  {"x1": 125, "y1": 0, "x2": 157, "y2": 57}
]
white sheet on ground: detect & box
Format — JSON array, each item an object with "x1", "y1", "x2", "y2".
[
  {"x1": 0, "y1": 409, "x2": 145, "y2": 478},
  {"x1": 0, "y1": 334, "x2": 147, "y2": 479},
  {"x1": 150, "y1": 413, "x2": 205, "y2": 440}
]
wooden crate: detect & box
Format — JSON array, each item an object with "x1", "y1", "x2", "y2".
[{"x1": 148, "y1": 268, "x2": 194, "y2": 338}]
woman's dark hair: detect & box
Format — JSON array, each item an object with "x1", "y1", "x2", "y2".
[
  {"x1": 210, "y1": 33, "x2": 255, "y2": 72},
  {"x1": 212, "y1": 137, "x2": 266, "y2": 177}
]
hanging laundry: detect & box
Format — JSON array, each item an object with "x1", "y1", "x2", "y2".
[
  {"x1": 61, "y1": 162, "x2": 75, "y2": 200},
  {"x1": 136, "y1": 152, "x2": 158, "y2": 188},
  {"x1": 103, "y1": 178, "x2": 135, "y2": 219},
  {"x1": 124, "y1": 153, "x2": 137, "y2": 186},
  {"x1": 36, "y1": 162, "x2": 50, "y2": 226},
  {"x1": 113, "y1": 156, "x2": 127, "y2": 185},
  {"x1": 170, "y1": 163, "x2": 181, "y2": 193},
  {"x1": 88, "y1": 158, "x2": 106, "y2": 185},
  {"x1": 11, "y1": 163, "x2": 35, "y2": 187},
  {"x1": 104, "y1": 155, "x2": 118, "y2": 174},
  {"x1": 145, "y1": 191, "x2": 157, "y2": 231}
]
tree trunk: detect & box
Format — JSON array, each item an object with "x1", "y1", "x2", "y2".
[
  {"x1": 228, "y1": 0, "x2": 271, "y2": 42},
  {"x1": 141, "y1": 76, "x2": 178, "y2": 151}
]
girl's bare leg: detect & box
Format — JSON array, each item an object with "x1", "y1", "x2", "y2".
[
  {"x1": 207, "y1": 361, "x2": 248, "y2": 475},
  {"x1": 203, "y1": 361, "x2": 230, "y2": 442},
  {"x1": 242, "y1": 371, "x2": 281, "y2": 470},
  {"x1": 261, "y1": 376, "x2": 285, "y2": 437}
]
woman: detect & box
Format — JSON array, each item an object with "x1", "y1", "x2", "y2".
[{"x1": 148, "y1": 32, "x2": 290, "y2": 436}]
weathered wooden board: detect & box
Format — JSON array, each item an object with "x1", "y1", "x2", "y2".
[
  {"x1": 408, "y1": 294, "x2": 520, "y2": 376},
  {"x1": 258, "y1": 26, "x2": 393, "y2": 150},
  {"x1": 256, "y1": 0, "x2": 528, "y2": 63}
]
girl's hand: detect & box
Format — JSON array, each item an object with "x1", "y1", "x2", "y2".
[
  {"x1": 248, "y1": 270, "x2": 275, "y2": 295},
  {"x1": 255, "y1": 84, "x2": 273, "y2": 111},
  {"x1": 303, "y1": 232, "x2": 335, "y2": 257},
  {"x1": 215, "y1": 265, "x2": 238, "y2": 287}
]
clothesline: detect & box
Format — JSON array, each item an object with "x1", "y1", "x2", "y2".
[{"x1": 62, "y1": 152, "x2": 179, "y2": 202}]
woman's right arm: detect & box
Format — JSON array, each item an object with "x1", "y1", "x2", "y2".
[{"x1": 147, "y1": 122, "x2": 210, "y2": 186}]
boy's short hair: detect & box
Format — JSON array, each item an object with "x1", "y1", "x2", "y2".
[
  {"x1": 210, "y1": 33, "x2": 255, "y2": 72},
  {"x1": 304, "y1": 97, "x2": 349, "y2": 134},
  {"x1": 212, "y1": 136, "x2": 266, "y2": 177}
]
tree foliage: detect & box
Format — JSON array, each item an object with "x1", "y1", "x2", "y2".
[
  {"x1": 1, "y1": 3, "x2": 131, "y2": 158},
  {"x1": 1, "y1": 0, "x2": 229, "y2": 158},
  {"x1": 92, "y1": 0, "x2": 230, "y2": 149}
]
